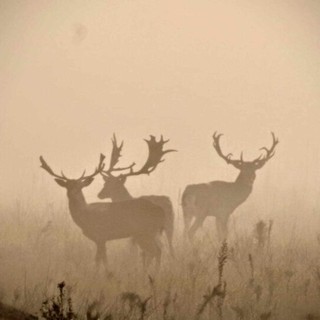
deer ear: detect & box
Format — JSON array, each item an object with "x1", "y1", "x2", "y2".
[
  {"x1": 55, "y1": 179, "x2": 67, "y2": 188},
  {"x1": 81, "y1": 177, "x2": 94, "y2": 187},
  {"x1": 119, "y1": 176, "x2": 127, "y2": 184},
  {"x1": 253, "y1": 160, "x2": 265, "y2": 170}
]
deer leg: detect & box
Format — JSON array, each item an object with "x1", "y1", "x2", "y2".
[
  {"x1": 95, "y1": 242, "x2": 107, "y2": 270},
  {"x1": 183, "y1": 209, "x2": 193, "y2": 231},
  {"x1": 154, "y1": 234, "x2": 162, "y2": 271},
  {"x1": 129, "y1": 238, "x2": 139, "y2": 262},
  {"x1": 168, "y1": 237, "x2": 175, "y2": 259},
  {"x1": 135, "y1": 236, "x2": 151, "y2": 270},
  {"x1": 188, "y1": 215, "x2": 206, "y2": 239},
  {"x1": 146, "y1": 236, "x2": 162, "y2": 273},
  {"x1": 95, "y1": 244, "x2": 101, "y2": 267},
  {"x1": 183, "y1": 216, "x2": 193, "y2": 241},
  {"x1": 183, "y1": 212, "x2": 193, "y2": 232},
  {"x1": 141, "y1": 250, "x2": 147, "y2": 270},
  {"x1": 216, "y1": 216, "x2": 229, "y2": 241},
  {"x1": 136, "y1": 235, "x2": 162, "y2": 272},
  {"x1": 165, "y1": 225, "x2": 175, "y2": 258},
  {"x1": 183, "y1": 206, "x2": 194, "y2": 240}
]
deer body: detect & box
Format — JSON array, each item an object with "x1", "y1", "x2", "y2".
[
  {"x1": 40, "y1": 155, "x2": 164, "y2": 270},
  {"x1": 183, "y1": 181, "x2": 252, "y2": 217},
  {"x1": 182, "y1": 177, "x2": 253, "y2": 240},
  {"x1": 67, "y1": 193, "x2": 164, "y2": 242},
  {"x1": 183, "y1": 133, "x2": 278, "y2": 240},
  {"x1": 98, "y1": 182, "x2": 175, "y2": 256}
]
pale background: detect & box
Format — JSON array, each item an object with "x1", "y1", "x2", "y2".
[{"x1": 1, "y1": 0, "x2": 320, "y2": 235}]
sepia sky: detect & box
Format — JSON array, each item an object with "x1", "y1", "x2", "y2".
[{"x1": 1, "y1": 0, "x2": 320, "y2": 223}]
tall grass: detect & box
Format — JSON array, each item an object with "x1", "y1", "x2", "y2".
[{"x1": 1, "y1": 199, "x2": 320, "y2": 320}]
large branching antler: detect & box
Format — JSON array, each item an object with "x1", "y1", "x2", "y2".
[
  {"x1": 212, "y1": 132, "x2": 279, "y2": 169},
  {"x1": 104, "y1": 135, "x2": 176, "y2": 178},
  {"x1": 136, "y1": 135, "x2": 176, "y2": 175},
  {"x1": 102, "y1": 134, "x2": 136, "y2": 176},
  {"x1": 40, "y1": 154, "x2": 106, "y2": 181}
]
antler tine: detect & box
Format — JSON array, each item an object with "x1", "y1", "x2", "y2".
[
  {"x1": 78, "y1": 153, "x2": 106, "y2": 181},
  {"x1": 61, "y1": 171, "x2": 70, "y2": 180},
  {"x1": 212, "y1": 131, "x2": 223, "y2": 141},
  {"x1": 40, "y1": 156, "x2": 68, "y2": 180},
  {"x1": 97, "y1": 153, "x2": 106, "y2": 172},
  {"x1": 77, "y1": 170, "x2": 86, "y2": 180},
  {"x1": 251, "y1": 153, "x2": 264, "y2": 163},
  {"x1": 272, "y1": 132, "x2": 279, "y2": 145},
  {"x1": 160, "y1": 135, "x2": 170, "y2": 144}
]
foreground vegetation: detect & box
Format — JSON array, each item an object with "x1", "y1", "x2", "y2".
[{"x1": 1, "y1": 200, "x2": 320, "y2": 320}]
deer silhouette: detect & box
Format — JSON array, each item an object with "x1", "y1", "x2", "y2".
[
  {"x1": 98, "y1": 134, "x2": 176, "y2": 257},
  {"x1": 40, "y1": 154, "x2": 165, "y2": 271},
  {"x1": 182, "y1": 132, "x2": 279, "y2": 240}
]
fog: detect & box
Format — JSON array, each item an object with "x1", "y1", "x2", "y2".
[
  {"x1": 1, "y1": 0, "x2": 320, "y2": 225},
  {"x1": 2, "y1": 2, "x2": 320, "y2": 318}
]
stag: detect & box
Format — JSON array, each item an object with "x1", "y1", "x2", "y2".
[
  {"x1": 182, "y1": 132, "x2": 279, "y2": 240},
  {"x1": 97, "y1": 135, "x2": 176, "y2": 257},
  {"x1": 40, "y1": 154, "x2": 165, "y2": 270}
]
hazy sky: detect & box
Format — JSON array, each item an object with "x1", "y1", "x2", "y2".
[{"x1": 1, "y1": 0, "x2": 320, "y2": 218}]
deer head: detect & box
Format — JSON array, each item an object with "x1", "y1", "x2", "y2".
[
  {"x1": 98, "y1": 134, "x2": 176, "y2": 200},
  {"x1": 40, "y1": 154, "x2": 105, "y2": 194},
  {"x1": 212, "y1": 132, "x2": 279, "y2": 185}
]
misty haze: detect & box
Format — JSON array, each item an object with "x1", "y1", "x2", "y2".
[{"x1": 1, "y1": 1, "x2": 320, "y2": 319}]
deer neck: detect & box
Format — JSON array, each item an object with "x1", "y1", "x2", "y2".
[
  {"x1": 111, "y1": 186, "x2": 133, "y2": 202},
  {"x1": 235, "y1": 170, "x2": 255, "y2": 192},
  {"x1": 66, "y1": 189, "x2": 88, "y2": 227}
]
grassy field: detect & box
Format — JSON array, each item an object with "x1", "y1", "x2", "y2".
[{"x1": 1, "y1": 198, "x2": 320, "y2": 320}]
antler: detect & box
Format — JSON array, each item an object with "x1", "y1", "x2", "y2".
[
  {"x1": 254, "y1": 132, "x2": 279, "y2": 168},
  {"x1": 40, "y1": 154, "x2": 106, "y2": 180},
  {"x1": 40, "y1": 156, "x2": 69, "y2": 180},
  {"x1": 212, "y1": 132, "x2": 279, "y2": 169},
  {"x1": 102, "y1": 134, "x2": 136, "y2": 176},
  {"x1": 107, "y1": 135, "x2": 176, "y2": 178},
  {"x1": 212, "y1": 132, "x2": 243, "y2": 168},
  {"x1": 138, "y1": 135, "x2": 176, "y2": 174}
]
